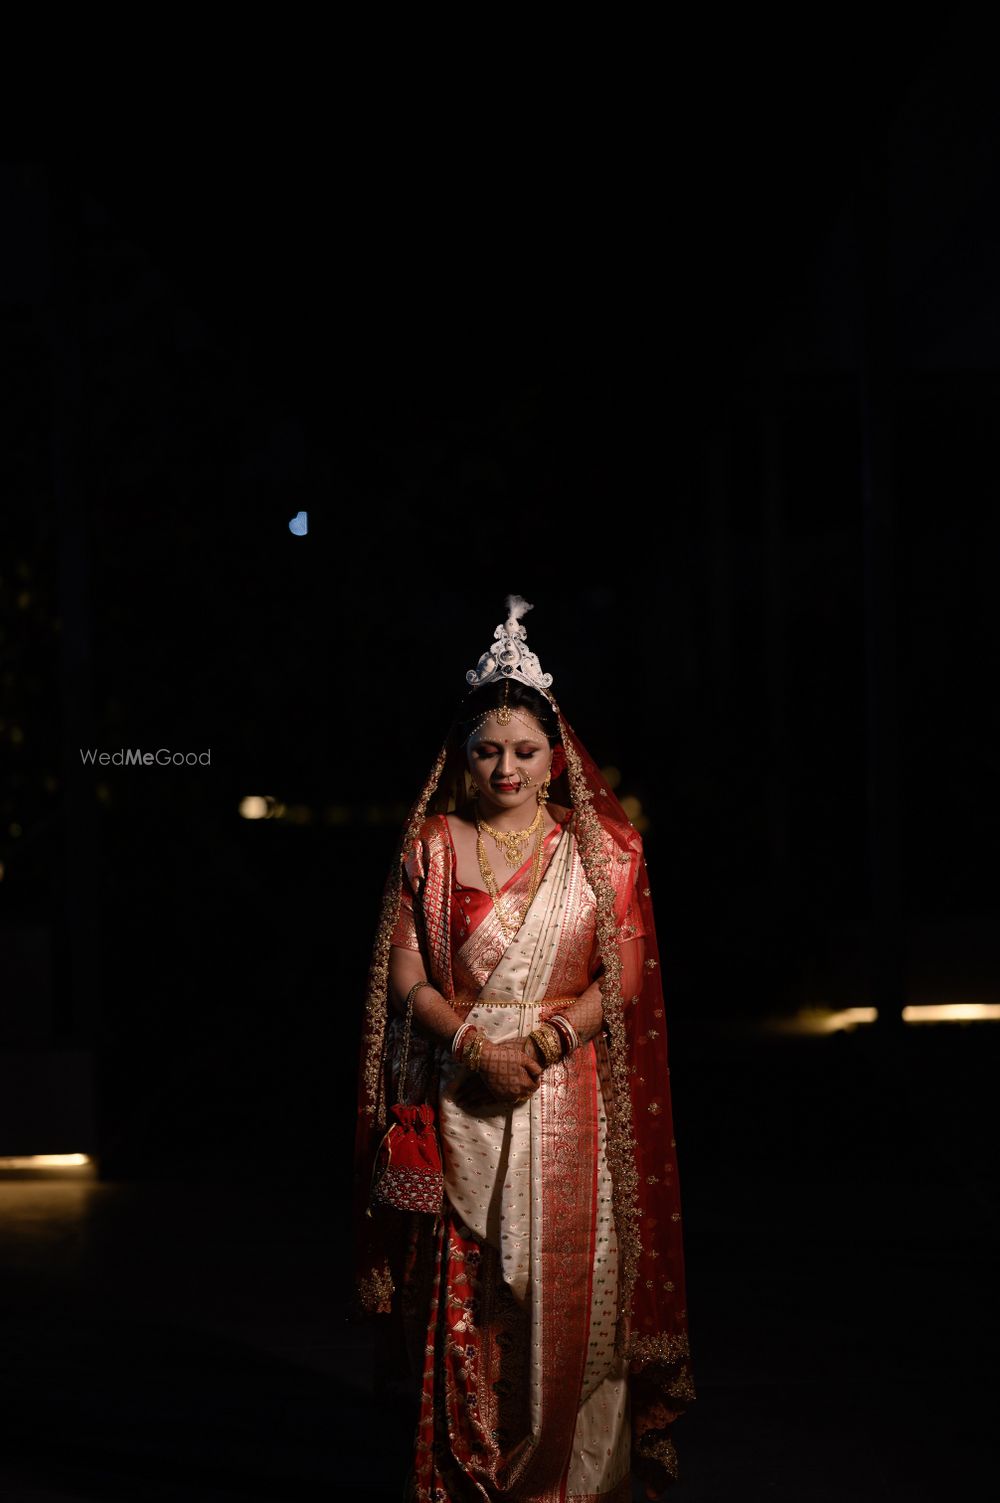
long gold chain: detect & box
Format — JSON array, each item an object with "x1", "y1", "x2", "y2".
[
  {"x1": 476, "y1": 804, "x2": 544, "y2": 866},
  {"x1": 476, "y1": 819, "x2": 546, "y2": 942}
]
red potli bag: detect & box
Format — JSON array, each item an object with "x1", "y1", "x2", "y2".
[{"x1": 368, "y1": 982, "x2": 444, "y2": 1216}]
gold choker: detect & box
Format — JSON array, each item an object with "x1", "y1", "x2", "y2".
[{"x1": 476, "y1": 804, "x2": 544, "y2": 866}]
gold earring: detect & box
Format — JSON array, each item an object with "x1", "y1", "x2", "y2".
[{"x1": 537, "y1": 772, "x2": 551, "y2": 805}]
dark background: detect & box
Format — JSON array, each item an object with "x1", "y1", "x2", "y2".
[{"x1": 1, "y1": 35, "x2": 997, "y2": 1502}]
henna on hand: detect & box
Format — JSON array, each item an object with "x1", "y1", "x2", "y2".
[
  {"x1": 388, "y1": 947, "x2": 467, "y2": 1048},
  {"x1": 551, "y1": 987, "x2": 604, "y2": 1045},
  {"x1": 454, "y1": 1040, "x2": 543, "y2": 1106},
  {"x1": 546, "y1": 937, "x2": 646, "y2": 1047}
]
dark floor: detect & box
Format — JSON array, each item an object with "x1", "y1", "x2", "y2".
[{"x1": 0, "y1": 1019, "x2": 996, "y2": 1502}]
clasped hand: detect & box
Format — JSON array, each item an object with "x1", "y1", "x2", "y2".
[{"x1": 452, "y1": 1039, "x2": 543, "y2": 1107}]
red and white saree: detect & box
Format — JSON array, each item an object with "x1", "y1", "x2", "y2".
[{"x1": 352, "y1": 711, "x2": 695, "y2": 1500}]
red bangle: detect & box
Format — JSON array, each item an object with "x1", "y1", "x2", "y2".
[{"x1": 548, "y1": 1016, "x2": 573, "y2": 1056}]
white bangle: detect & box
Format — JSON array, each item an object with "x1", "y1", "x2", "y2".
[
  {"x1": 549, "y1": 1013, "x2": 580, "y2": 1053},
  {"x1": 451, "y1": 1021, "x2": 474, "y2": 1056}
]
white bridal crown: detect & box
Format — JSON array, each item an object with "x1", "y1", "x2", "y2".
[{"x1": 465, "y1": 594, "x2": 555, "y2": 705}]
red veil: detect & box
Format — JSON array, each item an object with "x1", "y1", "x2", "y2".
[{"x1": 350, "y1": 697, "x2": 696, "y2": 1492}]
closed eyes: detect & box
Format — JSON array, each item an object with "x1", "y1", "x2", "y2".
[{"x1": 474, "y1": 748, "x2": 537, "y2": 760}]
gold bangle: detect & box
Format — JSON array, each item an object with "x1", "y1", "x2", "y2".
[
  {"x1": 460, "y1": 1029, "x2": 480, "y2": 1065},
  {"x1": 541, "y1": 1026, "x2": 562, "y2": 1065},
  {"x1": 462, "y1": 1031, "x2": 484, "y2": 1073},
  {"x1": 528, "y1": 1026, "x2": 561, "y2": 1067},
  {"x1": 527, "y1": 1029, "x2": 545, "y2": 1063},
  {"x1": 545, "y1": 1024, "x2": 563, "y2": 1064}
]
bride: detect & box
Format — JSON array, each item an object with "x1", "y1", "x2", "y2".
[{"x1": 351, "y1": 596, "x2": 695, "y2": 1500}]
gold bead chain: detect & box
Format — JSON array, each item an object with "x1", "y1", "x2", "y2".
[{"x1": 476, "y1": 817, "x2": 546, "y2": 943}]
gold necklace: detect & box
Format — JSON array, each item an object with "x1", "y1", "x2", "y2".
[
  {"x1": 477, "y1": 820, "x2": 546, "y2": 942},
  {"x1": 476, "y1": 804, "x2": 544, "y2": 866}
]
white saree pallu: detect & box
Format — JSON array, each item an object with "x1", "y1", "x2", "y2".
[{"x1": 437, "y1": 823, "x2": 631, "y2": 1501}]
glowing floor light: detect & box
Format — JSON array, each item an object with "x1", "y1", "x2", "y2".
[
  {"x1": 902, "y1": 1003, "x2": 1000, "y2": 1023},
  {"x1": 0, "y1": 1154, "x2": 93, "y2": 1168},
  {"x1": 769, "y1": 1007, "x2": 878, "y2": 1035},
  {"x1": 766, "y1": 1003, "x2": 1000, "y2": 1035}
]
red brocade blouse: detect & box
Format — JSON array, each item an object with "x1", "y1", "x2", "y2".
[{"x1": 389, "y1": 809, "x2": 646, "y2": 996}]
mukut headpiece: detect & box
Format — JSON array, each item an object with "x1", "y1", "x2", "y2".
[{"x1": 465, "y1": 595, "x2": 557, "y2": 718}]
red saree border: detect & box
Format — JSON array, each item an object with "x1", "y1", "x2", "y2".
[{"x1": 523, "y1": 1039, "x2": 600, "y2": 1499}]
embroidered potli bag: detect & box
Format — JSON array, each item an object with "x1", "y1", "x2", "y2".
[{"x1": 368, "y1": 983, "x2": 444, "y2": 1216}]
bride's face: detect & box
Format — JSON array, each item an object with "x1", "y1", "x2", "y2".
[{"x1": 466, "y1": 710, "x2": 552, "y2": 818}]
